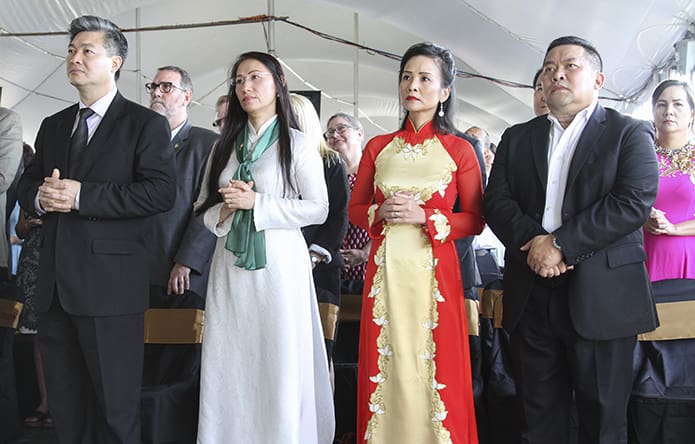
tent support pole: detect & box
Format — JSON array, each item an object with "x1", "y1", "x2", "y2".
[
  {"x1": 267, "y1": 0, "x2": 276, "y2": 55},
  {"x1": 353, "y1": 12, "x2": 359, "y2": 118},
  {"x1": 135, "y1": 7, "x2": 142, "y2": 104}
]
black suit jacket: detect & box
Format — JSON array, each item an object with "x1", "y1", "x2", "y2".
[
  {"x1": 303, "y1": 155, "x2": 349, "y2": 270},
  {"x1": 17, "y1": 92, "x2": 176, "y2": 316},
  {"x1": 484, "y1": 104, "x2": 659, "y2": 340},
  {"x1": 147, "y1": 121, "x2": 218, "y2": 298},
  {"x1": 303, "y1": 155, "x2": 349, "y2": 309}
]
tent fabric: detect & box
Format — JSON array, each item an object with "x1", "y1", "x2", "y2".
[{"x1": 1, "y1": 0, "x2": 694, "y2": 146}]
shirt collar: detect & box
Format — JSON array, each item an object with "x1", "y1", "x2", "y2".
[
  {"x1": 547, "y1": 99, "x2": 598, "y2": 130},
  {"x1": 78, "y1": 87, "x2": 118, "y2": 118},
  {"x1": 247, "y1": 114, "x2": 278, "y2": 139},
  {"x1": 170, "y1": 119, "x2": 187, "y2": 141}
]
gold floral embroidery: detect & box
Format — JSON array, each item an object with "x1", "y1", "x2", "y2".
[
  {"x1": 428, "y1": 210, "x2": 450, "y2": 243},
  {"x1": 365, "y1": 241, "x2": 390, "y2": 441},
  {"x1": 368, "y1": 204, "x2": 378, "y2": 228},
  {"x1": 422, "y1": 245, "x2": 452, "y2": 443},
  {"x1": 374, "y1": 136, "x2": 456, "y2": 204},
  {"x1": 393, "y1": 136, "x2": 437, "y2": 161}
]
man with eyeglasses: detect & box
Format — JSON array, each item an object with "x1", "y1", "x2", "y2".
[
  {"x1": 143, "y1": 66, "x2": 218, "y2": 439},
  {"x1": 145, "y1": 65, "x2": 218, "y2": 305}
]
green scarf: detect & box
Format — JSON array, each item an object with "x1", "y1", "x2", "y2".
[{"x1": 224, "y1": 119, "x2": 280, "y2": 270}]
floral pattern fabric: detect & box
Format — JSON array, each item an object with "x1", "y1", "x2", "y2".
[{"x1": 348, "y1": 120, "x2": 484, "y2": 443}]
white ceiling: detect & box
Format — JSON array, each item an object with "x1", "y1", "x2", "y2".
[{"x1": 1, "y1": 0, "x2": 694, "y2": 145}]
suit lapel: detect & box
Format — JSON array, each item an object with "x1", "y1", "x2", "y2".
[
  {"x1": 565, "y1": 104, "x2": 606, "y2": 192},
  {"x1": 75, "y1": 92, "x2": 127, "y2": 178},
  {"x1": 58, "y1": 105, "x2": 79, "y2": 175},
  {"x1": 171, "y1": 120, "x2": 191, "y2": 155},
  {"x1": 530, "y1": 117, "x2": 550, "y2": 190}
]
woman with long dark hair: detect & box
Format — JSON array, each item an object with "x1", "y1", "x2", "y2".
[
  {"x1": 348, "y1": 42, "x2": 484, "y2": 443},
  {"x1": 194, "y1": 52, "x2": 334, "y2": 443},
  {"x1": 643, "y1": 79, "x2": 695, "y2": 280}
]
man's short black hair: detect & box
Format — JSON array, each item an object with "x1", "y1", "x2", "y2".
[{"x1": 545, "y1": 36, "x2": 603, "y2": 72}]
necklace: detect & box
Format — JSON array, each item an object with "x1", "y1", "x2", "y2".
[{"x1": 655, "y1": 142, "x2": 695, "y2": 176}]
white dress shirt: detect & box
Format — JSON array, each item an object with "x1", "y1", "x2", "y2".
[{"x1": 542, "y1": 100, "x2": 598, "y2": 233}]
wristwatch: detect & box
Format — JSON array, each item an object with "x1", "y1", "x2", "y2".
[{"x1": 551, "y1": 235, "x2": 562, "y2": 251}]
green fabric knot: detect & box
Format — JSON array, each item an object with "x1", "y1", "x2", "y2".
[{"x1": 224, "y1": 119, "x2": 279, "y2": 270}]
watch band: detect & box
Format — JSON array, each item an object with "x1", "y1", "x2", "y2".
[{"x1": 552, "y1": 236, "x2": 562, "y2": 251}]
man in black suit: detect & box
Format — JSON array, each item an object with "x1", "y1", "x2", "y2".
[
  {"x1": 146, "y1": 66, "x2": 218, "y2": 306},
  {"x1": 17, "y1": 16, "x2": 176, "y2": 443},
  {"x1": 484, "y1": 36, "x2": 659, "y2": 443}
]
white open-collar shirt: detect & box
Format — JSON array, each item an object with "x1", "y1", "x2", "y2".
[{"x1": 542, "y1": 99, "x2": 598, "y2": 233}]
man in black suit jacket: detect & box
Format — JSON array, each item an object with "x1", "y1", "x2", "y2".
[
  {"x1": 146, "y1": 66, "x2": 218, "y2": 305},
  {"x1": 17, "y1": 16, "x2": 176, "y2": 444},
  {"x1": 484, "y1": 36, "x2": 659, "y2": 443}
]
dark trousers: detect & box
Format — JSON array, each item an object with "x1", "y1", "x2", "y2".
[
  {"x1": 40, "y1": 294, "x2": 144, "y2": 444},
  {"x1": 511, "y1": 280, "x2": 635, "y2": 444}
]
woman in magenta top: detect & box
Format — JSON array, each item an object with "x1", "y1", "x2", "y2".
[{"x1": 644, "y1": 79, "x2": 695, "y2": 281}]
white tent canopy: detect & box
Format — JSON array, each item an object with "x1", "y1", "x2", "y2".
[{"x1": 1, "y1": 0, "x2": 694, "y2": 145}]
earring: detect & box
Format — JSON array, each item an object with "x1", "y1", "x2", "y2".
[{"x1": 438, "y1": 102, "x2": 444, "y2": 118}]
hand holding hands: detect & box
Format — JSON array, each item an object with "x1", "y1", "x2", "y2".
[
  {"x1": 521, "y1": 234, "x2": 573, "y2": 278},
  {"x1": 341, "y1": 248, "x2": 368, "y2": 267},
  {"x1": 38, "y1": 168, "x2": 81, "y2": 213},
  {"x1": 644, "y1": 208, "x2": 676, "y2": 235},
  {"x1": 378, "y1": 191, "x2": 425, "y2": 225},
  {"x1": 218, "y1": 180, "x2": 255, "y2": 223}
]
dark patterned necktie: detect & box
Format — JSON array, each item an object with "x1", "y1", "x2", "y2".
[{"x1": 68, "y1": 107, "x2": 95, "y2": 176}]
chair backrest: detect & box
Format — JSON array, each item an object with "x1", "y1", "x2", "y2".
[
  {"x1": 638, "y1": 279, "x2": 695, "y2": 341},
  {"x1": 144, "y1": 308, "x2": 204, "y2": 344},
  {"x1": 0, "y1": 299, "x2": 23, "y2": 329},
  {"x1": 638, "y1": 301, "x2": 695, "y2": 341},
  {"x1": 479, "y1": 279, "x2": 504, "y2": 329},
  {"x1": 339, "y1": 293, "x2": 362, "y2": 322}
]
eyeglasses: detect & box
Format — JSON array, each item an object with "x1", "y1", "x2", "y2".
[
  {"x1": 231, "y1": 71, "x2": 273, "y2": 87},
  {"x1": 212, "y1": 118, "x2": 224, "y2": 128},
  {"x1": 145, "y1": 82, "x2": 187, "y2": 94},
  {"x1": 323, "y1": 124, "x2": 353, "y2": 140}
]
